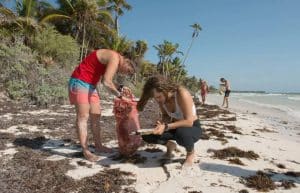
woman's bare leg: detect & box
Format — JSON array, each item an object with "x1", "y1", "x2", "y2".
[
  {"x1": 90, "y1": 102, "x2": 112, "y2": 153},
  {"x1": 165, "y1": 140, "x2": 177, "y2": 158},
  {"x1": 183, "y1": 150, "x2": 195, "y2": 166},
  {"x1": 75, "y1": 104, "x2": 99, "y2": 162}
]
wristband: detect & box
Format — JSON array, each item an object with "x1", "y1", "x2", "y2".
[{"x1": 164, "y1": 123, "x2": 169, "y2": 131}]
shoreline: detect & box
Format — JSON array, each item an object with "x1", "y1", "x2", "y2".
[{"x1": 206, "y1": 93, "x2": 300, "y2": 140}]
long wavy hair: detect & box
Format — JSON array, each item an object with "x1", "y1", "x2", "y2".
[{"x1": 137, "y1": 75, "x2": 179, "y2": 111}]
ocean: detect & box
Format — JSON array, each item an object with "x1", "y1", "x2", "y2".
[{"x1": 231, "y1": 93, "x2": 300, "y2": 119}]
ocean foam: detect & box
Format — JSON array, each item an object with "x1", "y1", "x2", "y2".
[{"x1": 288, "y1": 96, "x2": 300, "y2": 101}]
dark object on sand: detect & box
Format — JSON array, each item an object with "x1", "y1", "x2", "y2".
[
  {"x1": 276, "y1": 163, "x2": 286, "y2": 169},
  {"x1": 239, "y1": 190, "x2": 249, "y2": 193}
]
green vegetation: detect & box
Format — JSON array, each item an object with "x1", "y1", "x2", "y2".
[{"x1": 0, "y1": 1, "x2": 203, "y2": 106}]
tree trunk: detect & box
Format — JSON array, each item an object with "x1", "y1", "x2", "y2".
[
  {"x1": 115, "y1": 16, "x2": 119, "y2": 35},
  {"x1": 80, "y1": 15, "x2": 86, "y2": 61}
]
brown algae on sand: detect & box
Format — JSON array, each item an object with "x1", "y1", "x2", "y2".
[{"x1": 208, "y1": 147, "x2": 259, "y2": 160}]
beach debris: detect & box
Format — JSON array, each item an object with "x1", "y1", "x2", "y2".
[
  {"x1": 183, "y1": 186, "x2": 192, "y2": 190},
  {"x1": 224, "y1": 125, "x2": 243, "y2": 135},
  {"x1": 188, "y1": 191, "x2": 202, "y2": 193},
  {"x1": 242, "y1": 171, "x2": 276, "y2": 192},
  {"x1": 239, "y1": 189, "x2": 249, "y2": 193},
  {"x1": 255, "y1": 127, "x2": 277, "y2": 133},
  {"x1": 206, "y1": 128, "x2": 225, "y2": 138},
  {"x1": 0, "y1": 132, "x2": 15, "y2": 150},
  {"x1": 2, "y1": 147, "x2": 138, "y2": 193},
  {"x1": 284, "y1": 171, "x2": 300, "y2": 177},
  {"x1": 278, "y1": 180, "x2": 296, "y2": 189},
  {"x1": 287, "y1": 160, "x2": 300, "y2": 165},
  {"x1": 76, "y1": 160, "x2": 92, "y2": 168},
  {"x1": 219, "y1": 117, "x2": 237, "y2": 121},
  {"x1": 228, "y1": 158, "x2": 245, "y2": 165},
  {"x1": 241, "y1": 171, "x2": 298, "y2": 192},
  {"x1": 200, "y1": 133, "x2": 210, "y2": 140},
  {"x1": 78, "y1": 168, "x2": 137, "y2": 193},
  {"x1": 111, "y1": 153, "x2": 147, "y2": 164},
  {"x1": 196, "y1": 104, "x2": 233, "y2": 120},
  {"x1": 144, "y1": 147, "x2": 163, "y2": 153},
  {"x1": 208, "y1": 147, "x2": 259, "y2": 160},
  {"x1": 276, "y1": 163, "x2": 286, "y2": 169}
]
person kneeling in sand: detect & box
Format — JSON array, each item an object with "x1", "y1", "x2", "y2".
[{"x1": 137, "y1": 75, "x2": 202, "y2": 166}]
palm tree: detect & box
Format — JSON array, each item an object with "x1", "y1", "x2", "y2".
[
  {"x1": 107, "y1": 0, "x2": 132, "y2": 35},
  {"x1": 41, "y1": 0, "x2": 114, "y2": 60},
  {"x1": 176, "y1": 23, "x2": 201, "y2": 82},
  {"x1": 154, "y1": 40, "x2": 183, "y2": 77},
  {"x1": 182, "y1": 22, "x2": 202, "y2": 65},
  {"x1": 0, "y1": 0, "x2": 45, "y2": 45},
  {"x1": 134, "y1": 40, "x2": 147, "y2": 58}
]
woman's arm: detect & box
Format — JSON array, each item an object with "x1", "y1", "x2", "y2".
[{"x1": 100, "y1": 50, "x2": 121, "y2": 97}]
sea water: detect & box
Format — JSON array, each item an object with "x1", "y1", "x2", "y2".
[{"x1": 231, "y1": 93, "x2": 300, "y2": 119}]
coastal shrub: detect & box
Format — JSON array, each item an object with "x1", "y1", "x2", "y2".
[
  {"x1": 131, "y1": 78, "x2": 145, "y2": 98},
  {"x1": 0, "y1": 39, "x2": 37, "y2": 99},
  {"x1": 32, "y1": 26, "x2": 80, "y2": 69},
  {"x1": 6, "y1": 80, "x2": 28, "y2": 99},
  {"x1": 27, "y1": 65, "x2": 69, "y2": 106},
  {"x1": 0, "y1": 38, "x2": 70, "y2": 106},
  {"x1": 182, "y1": 76, "x2": 200, "y2": 94}
]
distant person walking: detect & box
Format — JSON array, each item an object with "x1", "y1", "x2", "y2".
[
  {"x1": 220, "y1": 78, "x2": 231, "y2": 108},
  {"x1": 69, "y1": 49, "x2": 136, "y2": 162},
  {"x1": 200, "y1": 80, "x2": 209, "y2": 105}
]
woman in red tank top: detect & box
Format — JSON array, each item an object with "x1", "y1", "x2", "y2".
[{"x1": 68, "y1": 49, "x2": 136, "y2": 161}]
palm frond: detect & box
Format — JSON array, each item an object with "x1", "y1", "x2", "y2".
[{"x1": 40, "y1": 13, "x2": 71, "y2": 24}]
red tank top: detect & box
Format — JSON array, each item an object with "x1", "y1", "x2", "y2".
[{"x1": 71, "y1": 51, "x2": 106, "y2": 86}]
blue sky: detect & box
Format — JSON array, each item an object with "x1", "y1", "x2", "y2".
[
  {"x1": 3, "y1": 0, "x2": 300, "y2": 92},
  {"x1": 119, "y1": 0, "x2": 300, "y2": 93}
]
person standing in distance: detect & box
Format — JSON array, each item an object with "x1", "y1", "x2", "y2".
[{"x1": 220, "y1": 77, "x2": 231, "y2": 108}]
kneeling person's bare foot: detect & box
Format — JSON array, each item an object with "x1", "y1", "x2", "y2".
[
  {"x1": 83, "y1": 149, "x2": 99, "y2": 162},
  {"x1": 183, "y1": 150, "x2": 195, "y2": 167}
]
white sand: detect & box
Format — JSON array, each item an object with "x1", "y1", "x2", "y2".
[{"x1": 1, "y1": 98, "x2": 300, "y2": 193}]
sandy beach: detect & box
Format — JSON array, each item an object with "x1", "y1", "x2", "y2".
[{"x1": 1, "y1": 94, "x2": 300, "y2": 193}]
